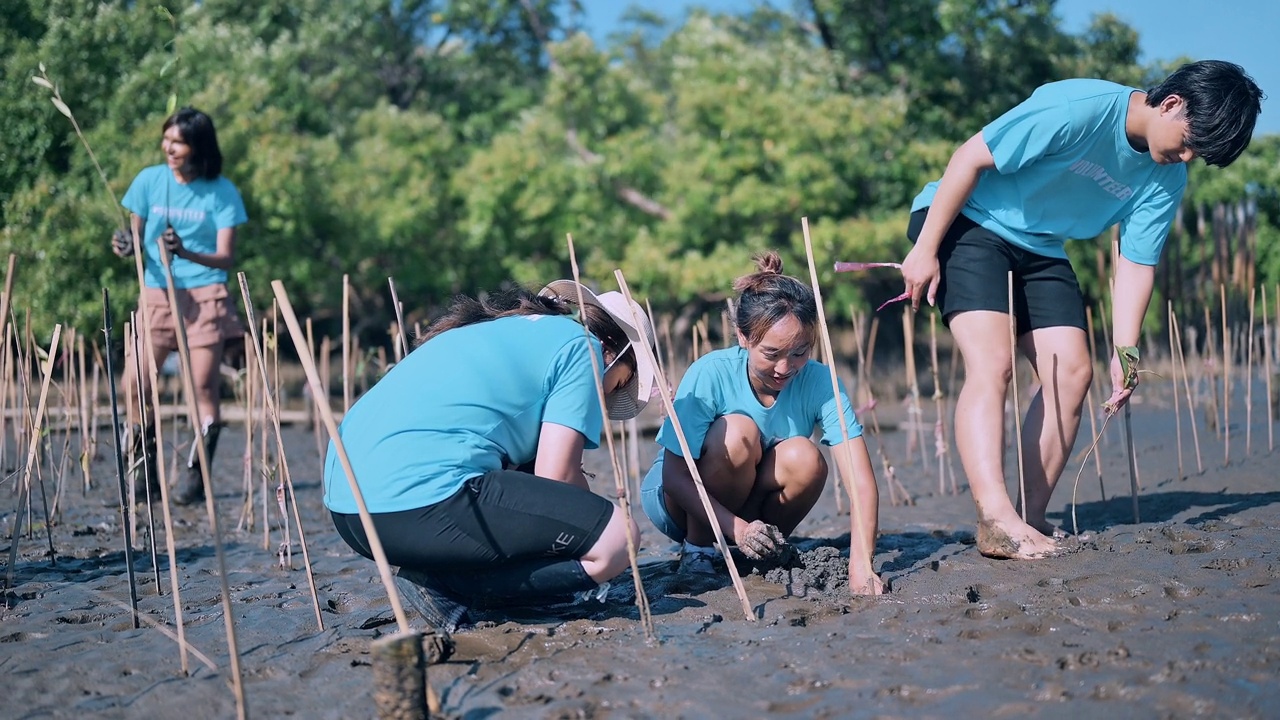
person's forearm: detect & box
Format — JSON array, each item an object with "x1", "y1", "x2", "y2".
[
  {"x1": 173, "y1": 246, "x2": 235, "y2": 270},
  {"x1": 1111, "y1": 257, "x2": 1155, "y2": 348},
  {"x1": 915, "y1": 135, "x2": 993, "y2": 254},
  {"x1": 833, "y1": 438, "x2": 879, "y2": 569}
]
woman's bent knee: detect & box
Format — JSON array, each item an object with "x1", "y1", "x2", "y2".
[{"x1": 771, "y1": 437, "x2": 826, "y2": 482}]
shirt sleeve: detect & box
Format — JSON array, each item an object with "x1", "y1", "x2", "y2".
[
  {"x1": 542, "y1": 336, "x2": 604, "y2": 450},
  {"x1": 1119, "y1": 167, "x2": 1187, "y2": 266},
  {"x1": 214, "y1": 179, "x2": 248, "y2": 229},
  {"x1": 656, "y1": 358, "x2": 720, "y2": 460},
  {"x1": 982, "y1": 86, "x2": 1074, "y2": 175},
  {"x1": 808, "y1": 366, "x2": 863, "y2": 443},
  {"x1": 121, "y1": 167, "x2": 152, "y2": 218}
]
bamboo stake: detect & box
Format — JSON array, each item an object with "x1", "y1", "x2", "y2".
[
  {"x1": 129, "y1": 214, "x2": 189, "y2": 673},
  {"x1": 1168, "y1": 301, "x2": 1184, "y2": 481},
  {"x1": 77, "y1": 334, "x2": 92, "y2": 492},
  {"x1": 929, "y1": 313, "x2": 954, "y2": 495},
  {"x1": 271, "y1": 279, "x2": 411, "y2": 631},
  {"x1": 238, "y1": 273, "x2": 323, "y2": 630},
  {"x1": 1221, "y1": 283, "x2": 1230, "y2": 466},
  {"x1": 50, "y1": 327, "x2": 75, "y2": 518},
  {"x1": 156, "y1": 247, "x2": 247, "y2": 719},
  {"x1": 388, "y1": 277, "x2": 409, "y2": 361},
  {"x1": 800, "y1": 218, "x2": 876, "y2": 592},
  {"x1": 563, "y1": 237, "x2": 653, "y2": 639},
  {"x1": 902, "y1": 306, "x2": 928, "y2": 470},
  {"x1": 343, "y1": 273, "x2": 352, "y2": 413},
  {"x1": 259, "y1": 353, "x2": 271, "y2": 542},
  {"x1": 129, "y1": 318, "x2": 162, "y2": 594},
  {"x1": 1204, "y1": 303, "x2": 1219, "y2": 436},
  {"x1": 0, "y1": 255, "x2": 16, "y2": 476},
  {"x1": 1083, "y1": 308, "x2": 1106, "y2": 499},
  {"x1": 0, "y1": 317, "x2": 11, "y2": 478},
  {"x1": 239, "y1": 336, "x2": 255, "y2": 534},
  {"x1": 851, "y1": 311, "x2": 910, "y2": 505},
  {"x1": 1263, "y1": 284, "x2": 1273, "y2": 452},
  {"x1": 316, "y1": 333, "x2": 330, "y2": 462},
  {"x1": 90, "y1": 340, "x2": 101, "y2": 466},
  {"x1": 261, "y1": 316, "x2": 271, "y2": 548},
  {"x1": 1008, "y1": 272, "x2": 1027, "y2": 521},
  {"x1": 4, "y1": 325, "x2": 61, "y2": 589},
  {"x1": 1170, "y1": 310, "x2": 1203, "y2": 473},
  {"x1": 102, "y1": 295, "x2": 140, "y2": 628},
  {"x1": 1123, "y1": 404, "x2": 1140, "y2": 523},
  {"x1": 1095, "y1": 299, "x2": 1116, "y2": 445},
  {"x1": 1246, "y1": 287, "x2": 1256, "y2": 456},
  {"x1": 614, "y1": 270, "x2": 756, "y2": 622}
]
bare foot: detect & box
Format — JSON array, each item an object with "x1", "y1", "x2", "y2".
[{"x1": 976, "y1": 519, "x2": 1061, "y2": 559}]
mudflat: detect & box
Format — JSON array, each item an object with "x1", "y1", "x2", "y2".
[{"x1": 3, "y1": 388, "x2": 1277, "y2": 718}]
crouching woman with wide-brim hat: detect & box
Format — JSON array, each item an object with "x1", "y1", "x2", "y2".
[{"x1": 324, "y1": 280, "x2": 657, "y2": 639}]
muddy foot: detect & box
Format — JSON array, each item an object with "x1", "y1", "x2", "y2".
[{"x1": 976, "y1": 520, "x2": 1061, "y2": 560}]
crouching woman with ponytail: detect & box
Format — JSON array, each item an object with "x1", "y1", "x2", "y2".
[
  {"x1": 324, "y1": 281, "x2": 658, "y2": 637},
  {"x1": 641, "y1": 251, "x2": 884, "y2": 595}
]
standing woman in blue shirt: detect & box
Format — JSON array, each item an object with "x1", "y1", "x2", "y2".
[
  {"x1": 901, "y1": 61, "x2": 1262, "y2": 559},
  {"x1": 325, "y1": 281, "x2": 657, "y2": 636},
  {"x1": 641, "y1": 252, "x2": 884, "y2": 595},
  {"x1": 112, "y1": 107, "x2": 247, "y2": 506}
]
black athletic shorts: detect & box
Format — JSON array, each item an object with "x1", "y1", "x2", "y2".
[
  {"x1": 331, "y1": 469, "x2": 614, "y2": 570},
  {"x1": 907, "y1": 209, "x2": 1087, "y2": 335}
]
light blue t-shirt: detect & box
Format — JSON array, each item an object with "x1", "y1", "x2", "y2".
[
  {"x1": 912, "y1": 79, "x2": 1187, "y2": 266},
  {"x1": 323, "y1": 315, "x2": 606, "y2": 515},
  {"x1": 644, "y1": 346, "x2": 863, "y2": 487},
  {"x1": 121, "y1": 164, "x2": 247, "y2": 289}
]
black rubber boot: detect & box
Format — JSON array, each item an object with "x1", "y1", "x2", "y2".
[
  {"x1": 128, "y1": 424, "x2": 160, "y2": 503},
  {"x1": 173, "y1": 422, "x2": 222, "y2": 506}
]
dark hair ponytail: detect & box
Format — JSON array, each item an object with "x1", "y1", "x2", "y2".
[{"x1": 731, "y1": 251, "x2": 817, "y2": 346}]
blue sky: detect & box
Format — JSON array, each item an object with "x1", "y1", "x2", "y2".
[{"x1": 578, "y1": 0, "x2": 1277, "y2": 136}]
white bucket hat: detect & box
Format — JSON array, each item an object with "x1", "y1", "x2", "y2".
[{"x1": 540, "y1": 280, "x2": 657, "y2": 421}]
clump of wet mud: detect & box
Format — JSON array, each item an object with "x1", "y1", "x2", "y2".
[{"x1": 757, "y1": 542, "x2": 850, "y2": 597}]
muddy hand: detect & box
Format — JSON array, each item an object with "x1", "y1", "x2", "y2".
[
  {"x1": 848, "y1": 562, "x2": 885, "y2": 596},
  {"x1": 111, "y1": 229, "x2": 133, "y2": 257},
  {"x1": 738, "y1": 520, "x2": 791, "y2": 561},
  {"x1": 1103, "y1": 345, "x2": 1141, "y2": 415}
]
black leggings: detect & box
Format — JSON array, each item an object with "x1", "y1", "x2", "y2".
[{"x1": 331, "y1": 469, "x2": 614, "y2": 606}]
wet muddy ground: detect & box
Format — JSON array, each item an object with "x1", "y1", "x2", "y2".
[{"x1": 2, "y1": 382, "x2": 1278, "y2": 718}]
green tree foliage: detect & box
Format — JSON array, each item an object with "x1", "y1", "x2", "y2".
[{"x1": 0, "y1": 0, "x2": 1274, "y2": 345}]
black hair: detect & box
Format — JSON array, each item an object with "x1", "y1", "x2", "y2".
[
  {"x1": 1146, "y1": 60, "x2": 1264, "y2": 167},
  {"x1": 163, "y1": 107, "x2": 224, "y2": 179},
  {"x1": 418, "y1": 286, "x2": 634, "y2": 369},
  {"x1": 731, "y1": 251, "x2": 818, "y2": 346}
]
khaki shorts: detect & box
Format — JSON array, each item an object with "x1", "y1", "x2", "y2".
[{"x1": 139, "y1": 284, "x2": 244, "y2": 351}]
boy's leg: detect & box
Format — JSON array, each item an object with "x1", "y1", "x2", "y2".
[
  {"x1": 1016, "y1": 327, "x2": 1093, "y2": 531},
  {"x1": 1011, "y1": 253, "x2": 1092, "y2": 532},
  {"x1": 950, "y1": 310, "x2": 1059, "y2": 559}
]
